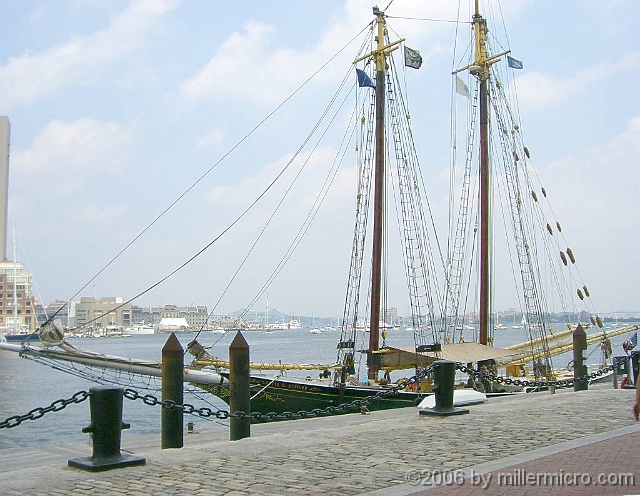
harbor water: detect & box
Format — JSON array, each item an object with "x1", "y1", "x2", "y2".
[{"x1": 0, "y1": 324, "x2": 634, "y2": 450}]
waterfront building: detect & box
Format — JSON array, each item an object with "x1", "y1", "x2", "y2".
[
  {"x1": 74, "y1": 296, "x2": 132, "y2": 329},
  {"x1": 0, "y1": 260, "x2": 37, "y2": 331},
  {"x1": 133, "y1": 304, "x2": 208, "y2": 330}
]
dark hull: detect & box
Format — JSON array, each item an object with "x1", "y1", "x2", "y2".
[
  {"x1": 3, "y1": 333, "x2": 40, "y2": 342},
  {"x1": 198, "y1": 373, "x2": 423, "y2": 418}
]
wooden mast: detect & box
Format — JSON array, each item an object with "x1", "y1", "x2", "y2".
[
  {"x1": 451, "y1": 1, "x2": 510, "y2": 345},
  {"x1": 354, "y1": 7, "x2": 404, "y2": 381},
  {"x1": 465, "y1": 0, "x2": 509, "y2": 345},
  {"x1": 367, "y1": 7, "x2": 386, "y2": 381},
  {"x1": 473, "y1": 1, "x2": 491, "y2": 346}
]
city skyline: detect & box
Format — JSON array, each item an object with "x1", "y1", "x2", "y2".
[{"x1": 1, "y1": 1, "x2": 638, "y2": 318}]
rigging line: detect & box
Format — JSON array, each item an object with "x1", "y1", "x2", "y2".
[
  {"x1": 231, "y1": 94, "x2": 357, "y2": 329},
  {"x1": 386, "y1": 15, "x2": 471, "y2": 24},
  {"x1": 197, "y1": 68, "x2": 355, "y2": 339},
  {"x1": 493, "y1": 70, "x2": 596, "y2": 319},
  {"x1": 393, "y1": 100, "x2": 447, "y2": 309},
  {"x1": 44, "y1": 22, "x2": 373, "y2": 328},
  {"x1": 491, "y1": 127, "x2": 526, "y2": 319},
  {"x1": 448, "y1": 0, "x2": 464, "y2": 260},
  {"x1": 495, "y1": 0, "x2": 512, "y2": 57},
  {"x1": 14, "y1": 228, "x2": 48, "y2": 321},
  {"x1": 73, "y1": 114, "x2": 326, "y2": 333}
]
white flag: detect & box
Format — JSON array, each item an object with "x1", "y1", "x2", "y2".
[{"x1": 456, "y1": 76, "x2": 470, "y2": 98}]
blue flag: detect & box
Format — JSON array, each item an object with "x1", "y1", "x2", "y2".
[
  {"x1": 356, "y1": 68, "x2": 375, "y2": 89},
  {"x1": 507, "y1": 56, "x2": 523, "y2": 69}
]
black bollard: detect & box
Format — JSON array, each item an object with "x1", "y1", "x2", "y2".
[
  {"x1": 573, "y1": 324, "x2": 588, "y2": 391},
  {"x1": 631, "y1": 350, "x2": 640, "y2": 386},
  {"x1": 68, "y1": 386, "x2": 145, "y2": 471},
  {"x1": 229, "y1": 331, "x2": 251, "y2": 440},
  {"x1": 162, "y1": 332, "x2": 184, "y2": 449},
  {"x1": 419, "y1": 360, "x2": 469, "y2": 416},
  {"x1": 612, "y1": 356, "x2": 626, "y2": 389}
]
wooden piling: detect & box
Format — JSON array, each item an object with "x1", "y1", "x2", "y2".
[
  {"x1": 162, "y1": 332, "x2": 184, "y2": 448},
  {"x1": 573, "y1": 324, "x2": 588, "y2": 392},
  {"x1": 229, "y1": 331, "x2": 250, "y2": 440}
]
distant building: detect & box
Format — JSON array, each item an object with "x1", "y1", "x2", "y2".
[
  {"x1": 0, "y1": 260, "x2": 37, "y2": 331},
  {"x1": 44, "y1": 299, "x2": 70, "y2": 326},
  {"x1": 74, "y1": 297, "x2": 132, "y2": 329},
  {"x1": 0, "y1": 116, "x2": 10, "y2": 262},
  {"x1": 384, "y1": 307, "x2": 399, "y2": 326},
  {"x1": 157, "y1": 317, "x2": 190, "y2": 333},
  {"x1": 133, "y1": 304, "x2": 208, "y2": 330}
]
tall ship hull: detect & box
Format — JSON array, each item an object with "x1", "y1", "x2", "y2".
[{"x1": 199, "y1": 373, "x2": 421, "y2": 416}]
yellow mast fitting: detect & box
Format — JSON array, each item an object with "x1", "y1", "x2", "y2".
[{"x1": 195, "y1": 359, "x2": 341, "y2": 371}]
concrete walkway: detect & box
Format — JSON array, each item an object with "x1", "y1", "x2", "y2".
[{"x1": 0, "y1": 385, "x2": 638, "y2": 495}]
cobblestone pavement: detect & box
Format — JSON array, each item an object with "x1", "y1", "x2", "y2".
[
  {"x1": 0, "y1": 386, "x2": 638, "y2": 495},
  {"x1": 412, "y1": 431, "x2": 639, "y2": 495}
]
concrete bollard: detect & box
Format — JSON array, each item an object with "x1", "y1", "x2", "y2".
[
  {"x1": 229, "y1": 331, "x2": 251, "y2": 440},
  {"x1": 162, "y1": 332, "x2": 184, "y2": 449},
  {"x1": 419, "y1": 360, "x2": 469, "y2": 417},
  {"x1": 573, "y1": 324, "x2": 588, "y2": 392},
  {"x1": 68, "y1": 386, "x2": 145, "y2": 471}
]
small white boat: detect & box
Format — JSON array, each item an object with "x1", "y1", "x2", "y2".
[
  {"x1": 417, "y1": 389, "x2": 488, "y2": 410},
  {"x1": 127, "y1": 324, "x2": 155, "y2": 335}
]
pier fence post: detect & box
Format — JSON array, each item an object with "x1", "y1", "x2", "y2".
[
  {"x1": 631, "y1": 351, "x2": 640, "y2": 386},
  {"x1": 612, "y1": 356, "x2": 628, "y2": 389},
  {"x1": 68, "y1": 386, "x2": 145, "y2": 471},
  {"x1": 162, "y1": 332, "x2": 184, "y2": 449},
  {"x1": 573, "y1": 324, "x2": 588, "y2": 391},
  {"x1": 419, "y1": 360, "x2": 469, "y2": 417},
  {"x1": 229, "y1": 331, "x2": 251, "y2": 440}
]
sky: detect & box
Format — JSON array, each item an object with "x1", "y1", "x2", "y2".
[{"x1": 0, "y1": 0, "x2": 639, "y2": 320}]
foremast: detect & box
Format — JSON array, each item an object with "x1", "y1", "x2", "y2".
[{"x1": 354, "y1": 6, "x2": 404, "y2": 381}]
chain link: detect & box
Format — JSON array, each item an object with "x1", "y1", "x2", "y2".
[
  {"x1": 455, "y1": 354, "x2": 632, "y2": 389},
  {"x1": 121, "y1": 364, "x2": 437, "y2": 422},
  {"x1": 2, "y1": 355, "x2": 629, "y2": 430},
  {"x1": 0, "y1": 390, "x2": 91, "y2": 429}
]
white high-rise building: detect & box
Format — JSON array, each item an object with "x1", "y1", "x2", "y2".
[{"x1": 0, "y1": 116, "x2": 10, "y2": 262}]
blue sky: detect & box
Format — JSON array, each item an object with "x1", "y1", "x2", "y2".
[{"x1": 1, "y1": 0, "x2": 639, "y2": 319}]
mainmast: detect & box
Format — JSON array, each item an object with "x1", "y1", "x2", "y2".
[
  {"x1": 455, "y1": 0, "x2": 510, "y2": 345},
  {"x1": 354, "y1": 6, "x2": 404, "y2": 381},
  {"x1": 474, "y1": 1, "x2": 491, "y2": 347}
]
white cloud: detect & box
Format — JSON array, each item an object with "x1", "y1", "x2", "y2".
[
  {"x1": 196, "y1": 126, "x2": 226, "y2": 150},
  {"x1": 514, "y1": 51, "x2": 640, "y2": 113},
  {"x1": 72, "y1": 203, "x2": 126, "y2": 224},
  {"x1": 203, "y1": 145, "x2": 353, "y2": 210},
  {"x1": 0, "y1": 0, "x2": 178, "y2": 109},
  {"x1": 180, "y1": 20, "x2": 277, "y2": 104},
  {"x1": 177, "y1": 0, "x2": 532, "y2": 109},
  {"x1": 13, "y1": 118, "x2": 136, "y2": 194}
]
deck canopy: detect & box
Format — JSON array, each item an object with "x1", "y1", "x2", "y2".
[{"x1": 374, "y1": 343, "x2": 518, "y2": 370}]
